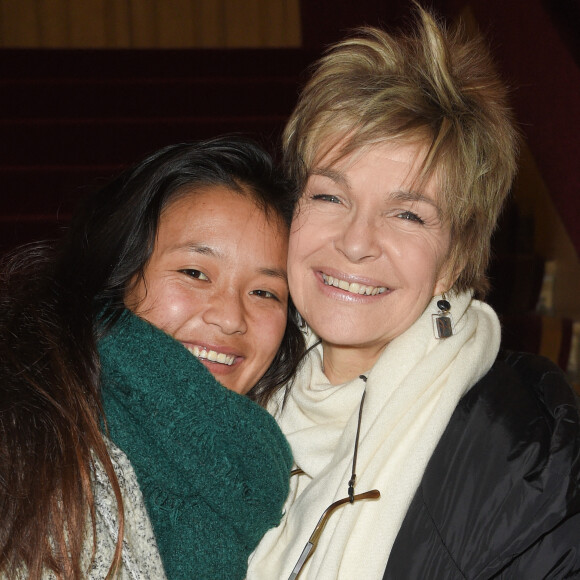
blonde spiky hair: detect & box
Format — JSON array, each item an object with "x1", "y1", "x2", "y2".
[{"x1": 283, "y1": 4, "x2": 519, "y2": 297}]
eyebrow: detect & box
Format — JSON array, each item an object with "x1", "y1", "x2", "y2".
[
  {"x1": 176, "y1": 242, "x2": 218, "y2": 256},
  {"x1": 391, "y1": 190, "x2": 443, "y2": 218},
  {"x1": 169, "y1": 242, "x2": 288, "y2": 282},
  {"x1": 259, "y1": 267, "x2": 288, "y2": 282},
  {"x1": 310, "y1": 167, "x2": 350, "y2": 188},
  {"x1": 166, "y1": 242, "x2": 221, "y2": 260}
]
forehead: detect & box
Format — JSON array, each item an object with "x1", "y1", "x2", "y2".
[
  {"x1": 311, "y1": 139, "x2": 442, "y2": 195},
  {"x1": 166, "y1": 187, "x2": 287, "y2": 245},
  {"x1": 162, "y1": 185, "x2": 286, "y2": 232}
]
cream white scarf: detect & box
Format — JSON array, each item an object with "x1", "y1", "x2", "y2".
[{"x1": 247, "y1": 291, "x2": 500, "y2": 580}]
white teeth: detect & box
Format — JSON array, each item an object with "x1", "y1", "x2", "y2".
[
  {"x1": 186, "y1": 345, "x2": 235, "y2": 366},
  {"x1": 322, "y1": 274, "x2": 387, "y2": 296}
]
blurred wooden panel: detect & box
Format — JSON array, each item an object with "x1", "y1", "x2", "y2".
[
  {"x1": 69, "y1": 0, "x2": 108, "y2": 47},
  {"x1": 225, "y1": 0, "x2": 261, "y2": 47},
  {"x1": 38, "y1": 0, "x2": 70, "y2": 47},
  {"x1": 157, "y1": 0, "x2": 196, "y2": 48},
  {"x1": 194, "y1": 0, "x2": 225, "y2": 46},
  {"x1": 0, "y1": 0, "x2": 300, "y2": 47},
  {"x1": 130, "y1": 0, "x2": 159, "y2": 47},
  {"x1": 105, "y1": 0, "x2": 131, "y2": 47},
  {"x1": 263, "y1": 0, "x2": 301, "y2": 46},
  {"x1": 1, "y1": 0, "x2": 39, "y2": 46}
]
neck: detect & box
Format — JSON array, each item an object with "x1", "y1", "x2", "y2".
[{"x1": 321, "y1": 341, "x2": 386, "y2": 385}]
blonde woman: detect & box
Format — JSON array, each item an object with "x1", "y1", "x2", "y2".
[{"x1": 249, "y1": 6, "x2": 580, "y2": 579}]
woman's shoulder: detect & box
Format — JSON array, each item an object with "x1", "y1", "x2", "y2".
[
  {"x1": 455, "y1": 349, "x2": 579, "y2": 499},
  {"x1": 426, "y1": 351, "x2": 579, "y2": 491},
  {"x1": 456, "y1": 350, "x2": 579, "y2": 444},
  {"x1": 385, "y1": 351, "x2": 580, "y2": 579},
  {"x1": 464, "y1": 350, "x2": 579, "y2": 416},
  {"x1": 0, "y1": 441, "x2": 167, "y2": 580},
  {"x1": 87, "y1": 439, "x2": 167, "y2": 579}
]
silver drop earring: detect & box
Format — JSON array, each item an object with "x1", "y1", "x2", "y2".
[{"x1": 432, "y1": 293, "x2": 453, "y2": 339}]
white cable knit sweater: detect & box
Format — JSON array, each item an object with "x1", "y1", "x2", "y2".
[{"x1": 7, "y1": 440, "x2": 166, "y2": 580}]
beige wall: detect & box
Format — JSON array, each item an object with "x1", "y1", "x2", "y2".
[{"x1": 0, "y1": 0, "x2": 301, "y2": 47}]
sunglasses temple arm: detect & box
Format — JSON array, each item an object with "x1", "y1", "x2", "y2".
[
  {"x1": 287, "y1": 491, "x2": 381, "y2": 580},
  {"x1": 287, "y1": 497, "x2": 349, "y2": 580},
  {"x1": 288, "y1": 542, "x2": 313, "y2": 580}
]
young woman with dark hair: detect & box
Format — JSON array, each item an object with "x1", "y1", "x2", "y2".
[{"x1": 0, "y1": 136, "x2": 304, "y2": 579}]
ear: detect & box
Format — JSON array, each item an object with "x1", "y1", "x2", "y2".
[{"x1": 434, "y1": 256, "x2": 464, "y2": 296}]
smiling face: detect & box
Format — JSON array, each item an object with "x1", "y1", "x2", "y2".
[
  {"x1": 288, "y1": 141, "x2": 455, "y2": 384},
  {"x1": 125, "y1": 186, "x2": 289, "y2": 395}
]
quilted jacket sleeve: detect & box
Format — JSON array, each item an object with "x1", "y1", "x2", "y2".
[{"x1": 384, "y1": 352, "x2": 580, "y2": 580}]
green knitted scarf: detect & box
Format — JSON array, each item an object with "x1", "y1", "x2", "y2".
[{"x1": 98, "y1": 310, "x2": 292, "y2": 580}]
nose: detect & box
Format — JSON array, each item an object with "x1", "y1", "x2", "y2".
[
  {"x1": 202, "y1": 290, "x2": 248, "y2": 335},
  {"x1": 334, "y1": 209, "x2": 381, "y2": 263}
]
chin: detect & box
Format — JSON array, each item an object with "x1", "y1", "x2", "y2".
[
  {"x1": 315, "y1": 328, "x2": 371, "y2": 348},
  {"x1": 311, "y1": 315, "x2": 365, "y2": 342}
]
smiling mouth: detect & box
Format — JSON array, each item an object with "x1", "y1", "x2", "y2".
[
  {"x1": 322, "y1": 273, "x2": 387, "y2": 296},
  {"x1": 185, "y1": 345, "x2": 236, "y2": 366}
]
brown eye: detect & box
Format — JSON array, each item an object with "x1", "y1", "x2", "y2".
[
  {"x1": 250, "y1": 289, "x2": 279, "y2": 301},
  {"x1": 179, "y1": 269, "x2": 209, "y2": 281}
]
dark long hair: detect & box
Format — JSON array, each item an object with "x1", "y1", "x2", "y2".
[{"x1": 0, "y1": 136, "x2": 304, "y2": 577}]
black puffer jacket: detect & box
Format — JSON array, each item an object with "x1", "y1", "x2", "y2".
[{"x1": 384, "y1": 351, "x2": 580, "y2": 579}]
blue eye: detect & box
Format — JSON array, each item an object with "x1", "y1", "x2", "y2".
[
  {"x1": 312, "y1": 194, "x2": 341, "y2": 204},
  {"x1": 179, "y1": 269, "x2": 209, "y2": 280},
  {"x1": 398, "y1": 211, "x2": 425, "y2": 224}
]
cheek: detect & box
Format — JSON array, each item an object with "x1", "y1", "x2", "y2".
[
  {"x1": 287, "y1": 226, "x2": 304, "y2": 265},
  {"x1": 402, "y1": 236, "x2": 449, "y2": 277},
  {"x1": 288, "y1": 206, "x2": 317, "y2": 259},
  {"x1": 138, "y1": 285, "x2": 194, "y2": 337},
  {"x1": 255, "y1": 310, "x2": 287, "y2": 364},
  {"x1": 125, "y1": 265, "x2": 158, "y2": 310},
  {"x1": 287, "y1": 242, "x2": 303, "y2": 296},
  {"x1": 288, "y1": 223, "x2": 314, "y2": 291},
  {"x1": 269, "y1": 309, "x2": 288, "y2": 344}
]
